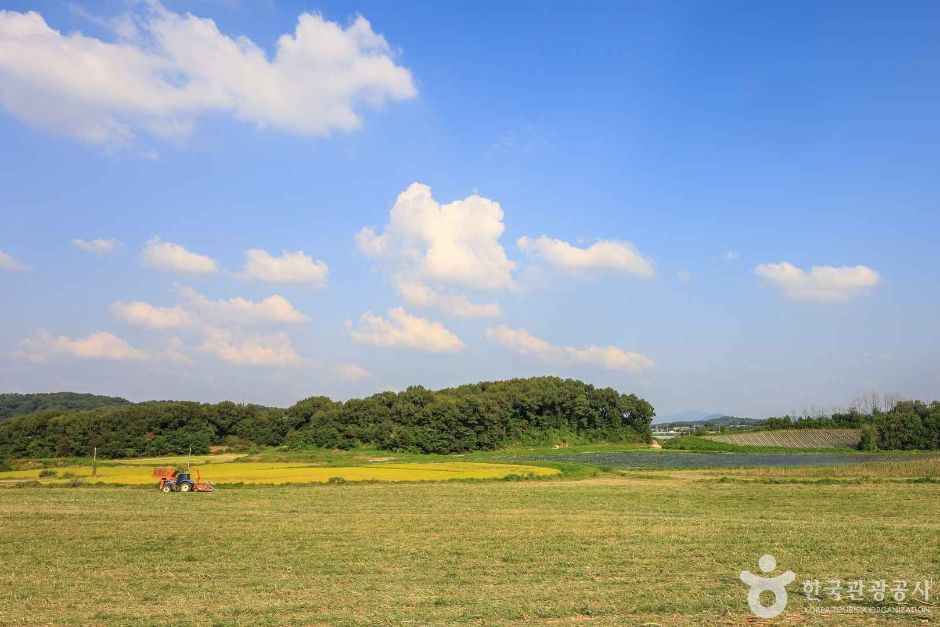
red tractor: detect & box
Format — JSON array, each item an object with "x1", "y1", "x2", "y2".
[{"x1": 152, "y1": 467, "x2": 214, "y2": 493}]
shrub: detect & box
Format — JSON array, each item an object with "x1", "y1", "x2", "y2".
[{"x1": 858, "y1": 425, "x2": 878, "y2": 451}]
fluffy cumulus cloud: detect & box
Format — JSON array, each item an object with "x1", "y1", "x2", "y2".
[
  {"x1": 566, "y1": 345, "x2": 654, "y2": 371},
  {"x1": 485, "y1": 324, "x2": 654, "y2": 372},
  {"x1": 0, "y1": 250, "x2": 31, "y2": 272},
  {"x1": 483, "y1": 325, "x2": 563, "y2": 362},
  {"x1": 335, "y1": 363, "x2": 373, "y2": 380},
  {"x1": 161, "y1": 337, "x2": 192, "y2": 365},
  {"x1": 240, "y1": 249, "x2": 328, "y2": 286},
  {"x1": 141, "y1": 238, "x2": 218, "y2": 275},
  {"x1": 73, "y1": 238, "x2": 121, "y2": 255},
  {"x1": 395, "y1": 280, "x2": 501, "y2": 318},
  {"x1": 111, "y1": 301, "x2": 192, "y2": 330},
  {"x1": 0, "y1": 5, "x2": 416, "y2": 145},
  {"x1": 177, "y1": 287, "x2": 307, "y2": 325},
  {"x1": 106, "y1": 287, "x2": 310, "y2": 368},
  {"x1": 358, "y1": 183, "x2": 515, "y2": 290},
  {"x1": 200, "y1": 329, "x2": 306, "y2": 368},
  {"x1": 113, "y1": 287, "x2": 307, "y2": 329},
  {"x1": 517, "y1": 236, "x2": 654, "y2": 278},
  {"x1": 349, "y1": 307, "x2": 465, "y2": 353},
  {"x1": 754, "y1": 262, "x2": 881, "y2": 302},
  {"x1": 357, "y1": 183, "x2": 514, "y2": 316},
  {"x1": 14, "y1": 330, "x2": 147, "y2": 362}
]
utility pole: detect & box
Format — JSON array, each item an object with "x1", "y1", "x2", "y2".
[{"x1": 92, "y1": 446, "x2": 97, "y2": 477}]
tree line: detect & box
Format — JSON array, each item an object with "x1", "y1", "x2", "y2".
[
  {"x1": 0, "y1": 377, "x2": 654, "y2": 459},
  {"x1": 757, "y1": 398, "x2": 940, "y2": 450},
  {"x1": 0, "y1": 392, "x2": 130, "y2": 422}
]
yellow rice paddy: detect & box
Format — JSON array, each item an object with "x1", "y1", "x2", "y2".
[{"x1": 0, "y1": 459, "x2": 559, "y2": 485}]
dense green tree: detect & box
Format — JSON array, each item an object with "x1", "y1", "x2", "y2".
[
  {"x1": 284, "y1": 377, "x2": 654, "y2": 454},
  {"x1": 759, "y1": 398, "x2": 940, "y2": 451},
  {"x1": 0, "y1": 377, "x2": 655, "y2": 458},
  {"x1": 0, "y1": 392, "x2": 130, "y2": 421}
]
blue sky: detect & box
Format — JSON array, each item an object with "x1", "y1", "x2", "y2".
[{"x1": 1, "y1": 0, "x2": 938, "y2": 417}]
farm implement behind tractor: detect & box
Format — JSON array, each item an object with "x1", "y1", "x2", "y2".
[{"x1": 152, "y1": 467, "x2": 214, "y2": 493}]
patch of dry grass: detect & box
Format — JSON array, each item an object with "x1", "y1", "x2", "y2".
[{"x1": 704, "y1": 456, "x2": 940, "y2": 480}]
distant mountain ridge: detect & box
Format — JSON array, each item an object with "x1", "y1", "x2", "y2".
[
  {"x1": 654, "y1": 412, "x2": 761, "y2": 428},
  {"x1": 655, "y1": 410, "x2": 722, "y2": 424},
  {"x1": 0, "y1": 392, "x2": 131, "y2": 421}
]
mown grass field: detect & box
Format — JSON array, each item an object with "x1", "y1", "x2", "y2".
[{"x1": 1, "y1": 458, "x2": 938, "y2": 625}]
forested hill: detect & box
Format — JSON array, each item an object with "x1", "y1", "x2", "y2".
[
  {"x1": 0, "y1": 392, "x2": 131, "y2": 421},
  {"x1": 0, "y1": 377, "x2": 654, "y2": 459}
]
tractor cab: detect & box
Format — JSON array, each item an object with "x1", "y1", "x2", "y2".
[{"x1": 174, "y1": 472, "x2": 196, "y2": 492}]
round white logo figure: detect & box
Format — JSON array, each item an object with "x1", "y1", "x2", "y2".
[{"x1": 739, "y1": 554, "x2": 795, "y2": 618}]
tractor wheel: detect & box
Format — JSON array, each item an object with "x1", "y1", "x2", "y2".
[
  {"x1": 180, "y1": 483, "x2": 192, "y2": 492},
  {"x1": 161, "y1": 485, "x2": 173, "y2": 493}
]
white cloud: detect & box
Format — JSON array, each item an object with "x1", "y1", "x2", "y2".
[
  {"x1": 349, "y1": 307, "x2": 465, "y2": 353},
  {"x1": 517, "y1": 236, "x2": 654, "y2": 278},
  {"x1": 200, "y1": 330, "x2": 306, "y2": 367},
  {"x1": 0, "y1": 250, "x2": 31, "y2": 272},
  {"x1": 141, "y1": 238, "x2": 218, "y2": 275},
  {"x1": 357, "y1": 183, "x2": 516, "y2": 301},
  {"x1": 14, "y1": 330, "x2": 147, "y2": 362},
  {"x1": 754, "y1": 262, "x2": 881, "y2": 303},
  {"x1": 111, "y1": 288, "x2": 307, "y2": 330},
  {"x1": 161, "y1": 337, "x2": 192, "y2": 365},
  {"x1": 240, "y1": 249, "x2": 328, "y2": 286},
  {"x1": 178, "y1": 287, "x2": 307, "y2": 325},
  {"x1": 724, "y1": 250, "x2": 740, "y2": 261},
  {"x1": 73, "y1": 238, "x2": 121, "y2": 255},
  {"x1": 396, "y1": 280, "x2": 501, "y2": 318},
  {"x1": 565, "y1": 345, "x2": 654, "y2": 372},
  {"x1": 111, "y1": 300, "x2": 192, "y2": 329},
  {"x1": 107, "y1": 288, "x2": 308, "y2": 369},
  {"x1": 485, "y1": 324, "x2": 654, "y2": 372},
  {"x1": 0, "y1": 5, "x2": 416, "y2": 145},
  {"x1": 335, "y1": 363, "x2": 373, "y2": 380},
  {"x1": 483, "y1": 325, "x2": 563, "y2": 362}
]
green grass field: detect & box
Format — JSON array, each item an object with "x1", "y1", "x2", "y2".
[{"x1": 1, "y1": 459, "x2": 938, "y2": 625}]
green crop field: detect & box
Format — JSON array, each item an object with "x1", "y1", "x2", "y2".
[
  {"x1": 706, "y1": 428, "x2": 862, "y2": 449},
  {"x1": 1, "y1": 457, "x2": 938, "y2": 625}
]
